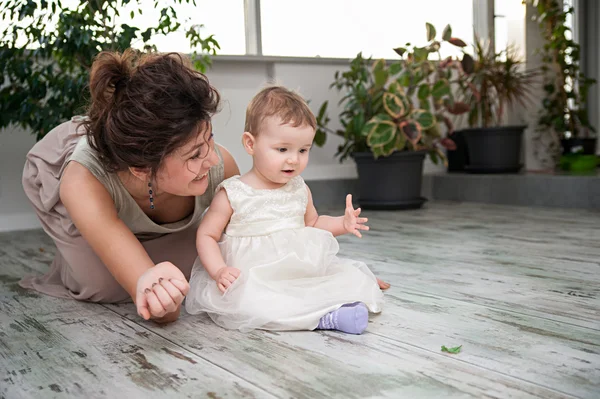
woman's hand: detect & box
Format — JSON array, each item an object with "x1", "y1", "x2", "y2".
[
  {"x1": 135, "y1": 261, "x2": 190, "y2": 320},
  {"x1": 215, "y1": 266, "x2": 241, "y2": 293}
]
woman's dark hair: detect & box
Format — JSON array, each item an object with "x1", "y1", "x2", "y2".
[{"x1": 83, "y1": 48, "x2": 220, "y2": 177}]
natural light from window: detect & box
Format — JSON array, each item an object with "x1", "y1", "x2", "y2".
[{"x1": 260, "y1": 0, "x2": 473, "y2": 59}]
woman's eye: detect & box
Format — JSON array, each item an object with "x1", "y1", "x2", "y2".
[
  {"x1": 300, "y1": 149, "x2": 307, "y2": 153},
  {"x1": 278, "y1": 148, "x2": 287, "y2": 153}
]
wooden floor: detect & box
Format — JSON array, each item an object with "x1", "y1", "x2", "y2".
[{"x1": 1, "y1": 202, "x2": 599, "y2": 398}]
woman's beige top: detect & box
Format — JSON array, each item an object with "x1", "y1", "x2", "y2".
[{"x1": 67, "y1": 120, "x2": 224, "y2": 241}]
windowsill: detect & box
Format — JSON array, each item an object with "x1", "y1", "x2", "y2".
[{"x1": 211, "y1": 54, "x2": 399, "y2": 65}]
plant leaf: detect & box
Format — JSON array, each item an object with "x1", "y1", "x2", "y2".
[
  {"x1": 461, "y1": 53, "x2": 474, "y2": 74},
  {"x1": 362, "y1": 113, "x2": 393, "y2": 136},
  {"x1": 448, "y1": 38, "x2": 467, "y2": 47},
  {"x1": 377, "y1": 132, "x2": 401, "y2": 157},
  {"x1": 440, "y1": 137, "x2": 457, "y2": 150},
  {"x1": 366, "y1": 121, "x2": 397, "y2": 147},
  {"x1": 398, "y1": 71, "x2": 411, "y2": 87},
  {"x1": 441, "y1": 345, "x2": 462, "y2": 354},
  {"x1": 417, "y1": 84, "x2": 430, "y2": 101},
  {"x1": 442, "y1": 24, "x2": 452, "y2": 41},
  {"x1": 395, "y1": 128, "x2": 407, "y2": 151},
  {"x1": 426, "y1": 22, "x2": 436, "y2": 41},
  {"x1": 388, "y1": 81, "x2": 405, "y2": 96},
  {"x1": 393, "y1": 47, "x2": 406, "y2": 57},
  {"x1": 389, "y1": 62, "x2": 403, "y2": 75},
  {"x1": 314, "y1": 129, "x2": 327, "y2": 146},
  {"x1": 431, "y1": 79, "x2": 451, "y2": 99},
  {"x1": 412, "y1": 109, "x2": 436, "y2": 130},
  {"x1": 414, "y1": 47, "x2": 429, "y2": 62},
  {"x1": 383, "y1": 92, "x2": 406, "y2": 119},
  {"x1": 372, "y1": 58, "x2": 388, "y2": 87},
  {"x1": 400, "y1": 120, "x2": 422, "y2": 145},
  {"x1": 446, "y1": 101, "x2": 470, "y2": 115}
]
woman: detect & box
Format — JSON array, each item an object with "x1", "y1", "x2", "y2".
[{"x1": 21, "y1": 49, "x2": 239, "y2": 323}]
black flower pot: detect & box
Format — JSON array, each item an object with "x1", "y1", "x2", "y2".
[
  {"x1": 462, "y1": 125, "x2": 525, "y2": 173},
  {"x1": 352, "y1": 151, "x2": 427, "y2": 210},
  {"x1": 446, "y1": 129, "x2": 469, "y2": 172}
]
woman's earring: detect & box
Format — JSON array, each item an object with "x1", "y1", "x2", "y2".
[{"x1": 148, "y1": 182, "x2": 155, "y2": 210}]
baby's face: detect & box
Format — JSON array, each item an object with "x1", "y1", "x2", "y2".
[{"x1": 252, "y1": 116, "x2": 315, "y2": 185}]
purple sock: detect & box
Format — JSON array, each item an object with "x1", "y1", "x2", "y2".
[{"x1": 317, "y1": 303, "x2": 369, "y2": 334}]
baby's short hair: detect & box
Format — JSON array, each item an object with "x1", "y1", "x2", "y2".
[{"x1": 244, "y1": 85, "x2": 316, "y2": 135}]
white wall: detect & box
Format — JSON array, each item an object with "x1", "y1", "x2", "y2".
[{"x1": 0, "y1": 126, "x2": 41, "y2": 232}]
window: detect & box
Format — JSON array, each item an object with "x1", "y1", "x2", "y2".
[
  {"x1": 143, "y1": 0, "x2": 246, "y2": 55},
  {"x1": 260, "y1": 0, "x2": 473, "y2": 59}
]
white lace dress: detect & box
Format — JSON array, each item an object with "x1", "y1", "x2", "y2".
[{"x1": 185, "y1": 175, "x2": 384, "y2": 332}]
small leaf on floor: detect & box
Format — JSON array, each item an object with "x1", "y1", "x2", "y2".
[{"x1": 441, "y1": 345, "x2": 462, "y2": 354}]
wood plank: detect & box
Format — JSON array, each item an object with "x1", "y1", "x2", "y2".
[
  {"x1": 370, "y1": 289, "x2": 600, "y2": 399},
  {"x1": 0, "y1": 260, "x2": 271, "y2": 398},
  {"x1": 340, "y1": 245, "x2": 600, "y2": 330},
  {"x1": 107, "y1": 303, "x2": 578, "y2": 399}
]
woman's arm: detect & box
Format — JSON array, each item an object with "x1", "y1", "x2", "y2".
[
  {"x1": 60, "y1": 162, "x2": 154, "y2": 299},
  {"x1": 60, "y1": 162, "x2": 186, "y2": 321}
]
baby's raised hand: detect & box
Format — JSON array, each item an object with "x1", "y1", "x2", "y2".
[
  {"x1": 216, "y1": 266, "x2": 241, "y2": 293},
  {"x1": 343, "y1": 194, "x2": 369, "y2": 238}
]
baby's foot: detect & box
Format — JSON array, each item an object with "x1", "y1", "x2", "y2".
[{"x1": 317, "y1": 303, "x2": 369, "y2": 334}]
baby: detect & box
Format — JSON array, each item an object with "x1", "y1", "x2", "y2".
[{"x1": 185, "y1": 86, "x2": 386, "y2": 334}]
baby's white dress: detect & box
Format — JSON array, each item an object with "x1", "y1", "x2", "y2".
[{"x1": 185, "y1": 175, "x2": 384, "y2": 331}]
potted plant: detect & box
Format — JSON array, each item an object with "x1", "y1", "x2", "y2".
[
  {"x1": 314, "y1": 23, "x2": 469, "y2": 209},
  {"x1": 527, "y1": 0, "x2": 597, "y2": 171},
  {"x1": 456, "y1": 38, "x2": 539, "y2": 173}
]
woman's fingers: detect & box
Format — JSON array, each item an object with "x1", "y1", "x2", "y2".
[
  {"x1": 152, "y1": 283, "x2": 178, "y2": 313},
  {"x1": 160, "y1": 279, "x2": 184, "y2": 305},
  {"x1": 146, "y1": 290, "x2": 167, "y2": 317},
  {"x1": 136, "y1": 292, "x2": 151, "y2": 320},
  {"x1": 169, "y1": 278, "x2": 190, "y2": 296}
]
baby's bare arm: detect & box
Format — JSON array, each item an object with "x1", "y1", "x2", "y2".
[
  {"x1": 197, "y1": 190, "x2": 233, "y2": 279},
  {"x1": 304, "y1": 185, "x2": 349, "y2": 237}
]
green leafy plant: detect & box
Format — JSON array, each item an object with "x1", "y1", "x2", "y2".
[
  {"x1": 0, "y1": 0, "x2": 219, "y2": 140},
  {"x1": 441, "y1": 345, "x2": 462, "y2": 354},
  {"x1": 315, "y1": 23, "x2": 470, "y2": 163},
  {"x1": 458, "y1": 37, "x2": 539, "y2": 129},
  {"x1": 529, "y1": 0, "x2": 596, "y2": 139}
]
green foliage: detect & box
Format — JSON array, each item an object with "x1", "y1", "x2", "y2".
[
  {"x1": 458, "y1": 37, "x2": 539, "y2": 129},
  {"x1": 528, "y1": 0, "x2": 596, "y2": 139},
  {"x1": 0, "y1": 0, "x2": 220, "y2": 140},
  {"x1": 315, "y1": 23, "x2": 469, "y2": 164}
]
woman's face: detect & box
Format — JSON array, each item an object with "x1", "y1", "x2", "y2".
[{"x1": 154, "y1": 124, "x2": 220, "y2": 197}]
